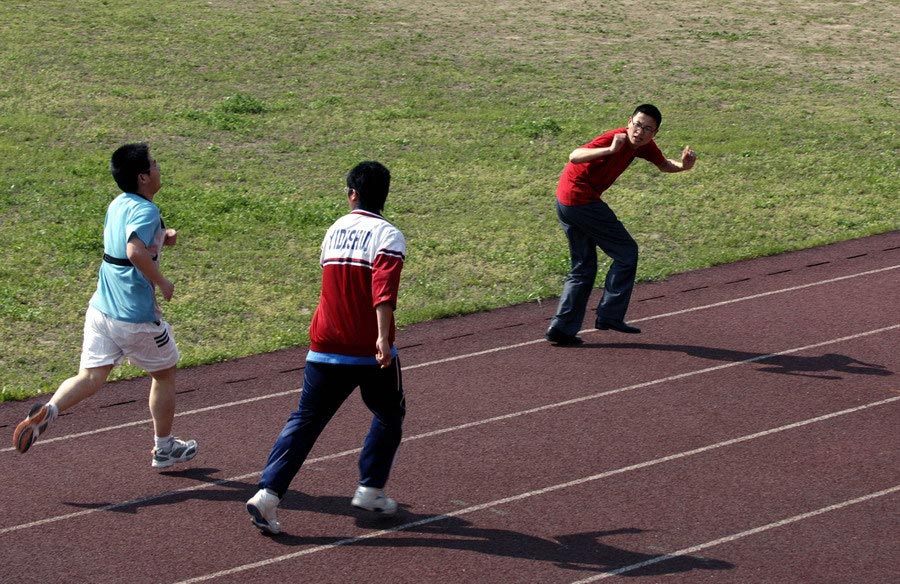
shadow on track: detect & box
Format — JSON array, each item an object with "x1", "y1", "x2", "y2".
[
  {"x1": 62, "y1": 468, "x2": 253, "y2": 514},
  {"x1": 65, "y1": 478, "x2": 733, "y2": 578},
  {"x1": 574, "y1": 343, "x2": 893, "y2": 380},
  {"x1": 270, "y1": 495, "x2": 734, "y2": 578}
]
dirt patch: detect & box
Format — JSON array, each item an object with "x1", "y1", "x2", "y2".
[{"x1": 364, "y1": 0, "x2": 897, "y2": 95}]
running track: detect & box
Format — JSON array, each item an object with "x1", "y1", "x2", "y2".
[{"x1": 2, "y1": 231, "x2": 898, "y2": 583}]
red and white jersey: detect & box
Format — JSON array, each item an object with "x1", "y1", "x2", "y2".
[{"x1": 308, "y1": 210, "x2": 406, "y2": 358}]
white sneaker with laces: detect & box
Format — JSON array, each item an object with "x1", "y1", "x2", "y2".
[
  {"x1": 151, "y1": 437, "x2": 198, "y2": 469},
  {"x1": 351, "y1": 485, "x2": 398, "y2": 515},
  {"x1": 247, "y1": 488, "x2": 281, "y2": 534}
]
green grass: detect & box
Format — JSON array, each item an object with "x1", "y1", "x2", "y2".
[{"x1": 1, "y1": 0, "x2": 897, "y2": 400}]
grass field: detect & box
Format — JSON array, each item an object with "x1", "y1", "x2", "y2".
[{"x1": 0, "y1": 0, "x2": 897, "y2": 400}]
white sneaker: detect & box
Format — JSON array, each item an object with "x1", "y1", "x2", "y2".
[
  {"x1": 151, "y1": 438, "x2": 198, "y2": 469},
  {"x1": 247, "y1": 488, "x2": 281, "y2": 534},
  {"x1": 351, "y1": 486, "x2": 398, "y2": 515}
]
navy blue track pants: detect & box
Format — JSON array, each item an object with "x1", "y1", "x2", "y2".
[{"x1": 259, "y1": 358, "x2": 406, "y2": 498}]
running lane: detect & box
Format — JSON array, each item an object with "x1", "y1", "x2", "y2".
[{"x1": 0, "y1": 232, "x2": 897, "y2": 583}]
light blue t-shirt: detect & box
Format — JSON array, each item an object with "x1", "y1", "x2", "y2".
[{"x1": 89, "y1": 192, "x2": 163, "y2": 323}]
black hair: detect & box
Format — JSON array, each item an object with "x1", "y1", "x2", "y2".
[
  {"x1": 110, "y1": 142, "x2": 151, "y2": 194},
  {"x1": 347, "y1": 161, "x2": 391, "y2": 213},
  {"x1": 632, "y1": 104, "x2": 662, "y2": 128}
]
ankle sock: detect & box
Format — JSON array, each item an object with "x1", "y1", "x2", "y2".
[
  {"x1": 154, "y1": 435, "x2": 174, "y2": 452},
  {"x1": 45, "y1": 403, "x2": 59, "y2": 423}
]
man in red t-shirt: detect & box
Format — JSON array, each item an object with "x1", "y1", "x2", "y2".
[
  {"x1": 246, "y1": 161, "x2": 407, "y2": 535},
  {"x1": 546, "y1": 104, "x2": 697, "y2": 345}
]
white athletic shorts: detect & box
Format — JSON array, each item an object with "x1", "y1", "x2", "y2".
[{"x1": 80, "y1": 306, "x2": 179, "y2": 372}]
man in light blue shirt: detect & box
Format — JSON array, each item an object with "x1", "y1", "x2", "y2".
[
  {"x1": 13, "y1": 143, "x2": 198, "y2": 470},
  {"x1": 91, "y1": 189, "x2": 165, "y2": 323}
]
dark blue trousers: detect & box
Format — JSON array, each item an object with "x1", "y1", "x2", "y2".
[
  {"x1": 259, "y1": 359, "x2": 406, "y2": 499},
  {"x1": 551, "y1": 200, "x2": 639, "y2": 335}
]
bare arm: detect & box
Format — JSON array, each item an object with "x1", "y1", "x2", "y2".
[
  {"x1": 568, "y1": 133, "x2": 629, "y2": 164},
  {"x1": 374, "y1": 302, "x2": 394, "y2": 368},
  {"x1": 126, "y1": 233, "x2": 174, "y2": 300},
  {"x1": 656, "y1": 145, "x2": 697, "y2": 173}
]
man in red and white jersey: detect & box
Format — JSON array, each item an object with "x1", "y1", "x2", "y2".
[{"x1": 247, "y1": 161, "x2": 407, "y2": 535}]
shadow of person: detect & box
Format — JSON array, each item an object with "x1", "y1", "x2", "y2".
[
  {"x1": 65, "y1": 481, "x2": 732, "y2": 578},
  {"x1": 270, "y1": 497, "x2": 733, "y2": 578},
  {"x1": 64, "y1": 474, "x2": 401, "y2": 519},
  {"x1": 592, "y1": 343, "x2": 893, "y2": 380},
  {"x1": 758, "y1": 353, "x2": 892, "y2": 378},
  {"x1": 63, "y1": 468, "x2": 256, "y2": 513},
  {"x1": 554, "y1": 528, "x2": 732, "y2": 577}
]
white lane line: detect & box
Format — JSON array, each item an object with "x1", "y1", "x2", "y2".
[
  {"x1": 0, "y1": 389, "x2": 304, "y2": 452},
  {"x1": 2, "y1": 264, "x2": 896, "y2": 454},
  {"x1": 170, "y1": 396, "x2": 900, "y2": 584},
  {"x1": 402, "y1": 326, "x2": 900, "y2": 443},
  {"x1": 410, "y1": 264, "x2": 899, "y2": 370},
  {"x1": 2, "y1": 330, "x2": 896, "y2": 535},
  {"x1": 569, "y1": 484, "x2": 900, "y2": 582},
  {"x1": 625, "y1": 264, "x2": 899, "y2": 326}
]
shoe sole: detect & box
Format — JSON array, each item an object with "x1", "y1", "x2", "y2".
[
  {"x1": 596, "y1": 323, "x2": 640, "y2": 334},
  {"x1": 351, "y1": 500, "x2": 397, "y2": 515},
  {"x1": 13, "y1": 404, "x2": 49, "y2": 454},
  {"x1": 246, "y1": 503, "x2": 280, "y2": 534},
  {"x1": 544, "y1": 333, "x2": 583, "y2": 346},
  {"x1": 546, "y1": 338, "x2": 583, "y2": 346}
]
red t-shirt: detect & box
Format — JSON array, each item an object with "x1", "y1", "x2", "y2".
[{"x1": 556, "y1": 128, "x2": 666, "y2": 206}]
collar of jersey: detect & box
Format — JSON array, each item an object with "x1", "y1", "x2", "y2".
[{"x1": 351, "y1": 209, "x2": 384, "y2": 219}]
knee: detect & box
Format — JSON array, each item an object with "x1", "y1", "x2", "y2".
[
  {"x1": 620, "y1": 242, "x2": 639, "y2": 268},
  {"x1": 570, "y1": 259, "x2": 598, "y2": 280},
  {"x1": 376, "y1": 411, "x2": 405, "y2": 432},
  {"x1": 79, "y1": 366, "x2": 112, "y2": 391},
  {"x1": 150, "y1": 365, "x2": 177, "y2": 380},
  {"x1": 627, "y1": 237, "x2": 639, "y2": 257}
]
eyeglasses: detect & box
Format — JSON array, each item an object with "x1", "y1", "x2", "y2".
[{"x1": 630, "y1": 120, "x2": 657, "y2": 133}]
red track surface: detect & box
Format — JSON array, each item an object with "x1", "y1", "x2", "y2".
[{"x1": 2, "y1": 232, "x2": 898, "y2": 583}]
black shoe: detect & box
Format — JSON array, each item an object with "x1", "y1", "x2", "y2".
[
  {"x1": 545, "y1": 327, "x2": 584, "y2": 346},
  {"x1": 595, "y1": 319, "x2": 641, "y2": 334}
]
